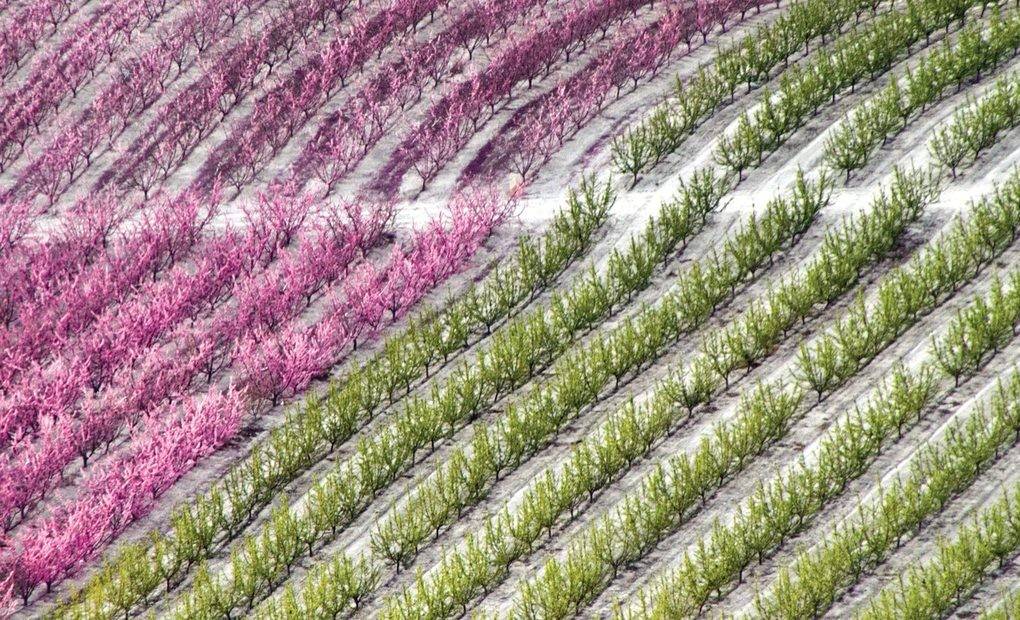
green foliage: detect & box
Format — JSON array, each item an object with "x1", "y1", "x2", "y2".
[
  {"x1": 931, "y1": 76, "x2": 1020, "y2": 177},
  {"x1": 758, "y1": 302, "x2": 1020, "y2": 619},
  {"x1": 50, "y1": 176, "x2": 614, "y2": 620},
  {"x1": 859, "y1": 463, "x2": 1020, "y2": 619},
  {"x1": 825, "y1": 7, "x2": 1020, "y2": 181},
  {"x1": 621, "y1": 265, "x2": 1020, "y2": 618},
  {"x1": 716, "y1": 0, "x2": 1007, "y2": 180},
  {"x1": 614, "y1": 0, "x2": 900, "y2": 180}
]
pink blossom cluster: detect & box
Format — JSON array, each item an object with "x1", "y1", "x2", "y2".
[
  {"x1": 389, "y1": 0, "x2": 649, "y2": 191},
  {"x1": 501, "y1": 0, "x2": 773, "y2": 178},
  {"x1": 200, "y1": 0, "x2": 453, "y2": 194},
  {"x1": 0, "y1": 0, "x2": 178, "y2": 174},
  {"x1": 0, "y1": 190, "x2": 215, "y2": 393},
  {"x1": 0, "y1": 198, "x2": 33, "y2": 258},
  {"x1": 0, "y1": 187, "x2": 385, "y2": 533},
  {"x1": 291, "y1": 0, "x2": 548, "y2": 195},
  {"x1": 2, "y1": 389, "x2": 247, "y2": 601},
  {"x1": 0, "y1": 0, "x2": 76, "y2": 80},
  {"x1": 0, "y1": 185, "x2": 512, "y2": 603},
  {"x1": 11, "y1": 0, "x2": 272, "y2": 206}
]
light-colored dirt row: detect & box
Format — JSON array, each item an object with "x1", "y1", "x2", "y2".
[
  {"x1": 357, "y1": 204, "x2": 839, "y2": 614},
  {"x1": 594, "y1": 277, "x2": 1020, "y2": 618},
  {"x1": 820, "y1": 427, "x2": 1020, "y2": 618},
  {"x1": 18, "y1": 210, "x2": 522, "y2": 617},
  {"x1": 696, "y1": 263, "x2": 1020, "y2": 618}
]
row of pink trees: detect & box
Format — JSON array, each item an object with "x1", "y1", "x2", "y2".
[
  {"x1": 235, "y1": 184, "x2": 517, "y2": 404},
  {"x1": 0, "y1": 0, "x2": 181, "y2": 174},
  {"x1": 288, "y1": 0, "x2": 550, "y2": 196},
  {"x1": 0, "y1": 188, "x2": 390, "y2": 532},
  {"x1": 0, "y1": 189, "x2": 290, "y2": 447},
  {"x1": 381, "y1": 0, "x2": 652, "y2": 193},
  {"x1": 0, "y1": 194, "x2": 130, "y2": 330},
  {"x1": 0, "y1": 0, "x2": 77, "y2": 80},
  {"x1": 3, "y1": 389, "x2": 248, "y2": 603},
  {"x1": 0, "y1": 185, "x2": 515, "y2": 604},
  {"x1": 7, "y1": 0, "x2": 276, "y2": 207},
  {"x1": 0, "y1": 190, "x2": 216, "y2": 395},
  {"x1": 497, "y1": 0, "x2": 775, "y2": 179},
  {"x1": 196, "y1": 0, "x2": 454, "y2": 195},
  {"x1": 104, "y1": 0, "x2": 358, "y2": 203}
]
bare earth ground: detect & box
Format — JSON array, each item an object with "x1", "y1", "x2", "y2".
[{"x1": 11, "y1": 1, "x2": 1020, "y2": 617}]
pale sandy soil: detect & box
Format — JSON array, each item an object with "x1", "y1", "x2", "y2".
[{"x1": 12, "y1": 1, "x2": 1020, "y2": 618}]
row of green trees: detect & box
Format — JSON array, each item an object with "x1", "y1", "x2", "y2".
[
  {"x1": 164, "y1": 164, "x2": 747, "y2": 618},
  {"x1": 930, "y1": 76, "x2": 1020, "y2": 176},
  {"x1": 714, "y1": 0, "x2": 1000, "y2": 180},
  {"x1": 622, "y1": 261, "x2": 1020, "y2": 618},
  {"x1": 826, "y1": 8, "x2": 1020, "y2": 180},
  {"x1": 861, "y1": 479, "x2": 1020, "y2": 618},
  {"x1": 371, "y1": 165, "x2": 935, "y2": 619},
  {"x1": 50, "y1": 178, "x2": 614, "y2": 620},
  {"x1": 611, "y1": 0, "x2": 895, "y2": 184},
  {"x1": 757, "y1": 360, "x2": 1020, "y2": 618},
  {"x1": 610, "y1": 0, "x2": 1003, "y2": 184}
]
